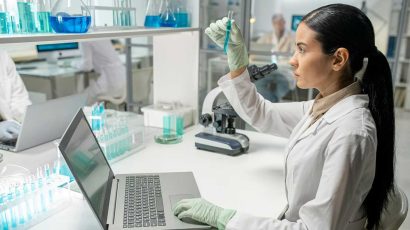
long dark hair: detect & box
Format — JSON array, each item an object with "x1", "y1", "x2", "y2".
[{"x1": 302, "y1": 4, "x2": 395, "y2": 229}]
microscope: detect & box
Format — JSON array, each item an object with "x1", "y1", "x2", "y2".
[{"x1": 195, "y1": 63, "x2": 278, "y2": 156}]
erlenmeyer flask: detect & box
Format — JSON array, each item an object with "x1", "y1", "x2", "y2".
[
  {"x1": 50, "y1": 0, "x2": 91, "y2": 33},
  {"x1": 144, "y1": 0, "x2": 160, "y2": 27},
  {"x1": 173, "y1": 0, "x2": 189, "y2": 27},
  {"x1": 159, "y1": 0, "x2": 176, "y2": 27}
]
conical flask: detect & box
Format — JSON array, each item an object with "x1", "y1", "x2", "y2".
[
  {"x1": 50, "y1": 0, "x2": 91, "y2": 33},
  {"x1": 159, "y1": 0, "x2": 176, "y2": 27},
  {"x1": 173, "y1": 0, "x2": 189, "y2": 27},
  {"x1": 144, "y1": 0, "x2": 161, "y2": 27}
]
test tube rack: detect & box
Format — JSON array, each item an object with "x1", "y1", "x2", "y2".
[
  {"x1": 97, "y1": 127, "x2": 145, "y2": 164},
  {"x1": 0, "y1": 174, "x2": 71, "y2": 230},
  {"x1": 85, "y1": 0, "x2": 136, "y2": 30}
]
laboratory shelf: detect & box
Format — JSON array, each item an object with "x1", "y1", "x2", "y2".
[{"x1": 0, "y1": 27, "x2": 200, "y2": 45}]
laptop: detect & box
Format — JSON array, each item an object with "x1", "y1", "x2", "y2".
[
  {"x1": 58, "y1": 109, "x2": 210, "y2": 230},
  {"x1": 0, "y1": 93, "x2": 87, "y2": 152}
]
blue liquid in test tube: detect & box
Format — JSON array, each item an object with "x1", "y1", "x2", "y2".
[
  {"x1": 36, "y1": 11, "x2": 52, "y2": 33},
  {"x1": 0, "y1": 12, "x2": 10, "y2": 34},
  {"x1": 224, "y1": 11, "x2": 234, "y2": 54}
]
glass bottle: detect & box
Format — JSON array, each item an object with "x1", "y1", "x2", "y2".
[
  {"x1": 35, "y1": 0, "x2": 52, "y2": 32},
  {"x1": 50, "y1": 0, "x2": 91, "y2": 33},
  {"x1": 159, "y1": 0, "x2": 176, "y2": 27},
  {"x1": 144, "y1": 0, "x2": 161, "y2": 28}
]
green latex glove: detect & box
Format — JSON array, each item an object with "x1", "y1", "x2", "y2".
[
  {"x1": 205, "y1": 17, "x2": 249, "y2": 71},
  {"x1": 173, "y1": 198, "x2": 236, "y2": 230}
]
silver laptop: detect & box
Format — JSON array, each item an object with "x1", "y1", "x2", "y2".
[
  {"x1": 58, "y1": 109, "x2": 210, "y2": 230},
  {"x1": 0, "y1": 93, "x2": 87, "y2": 152}
]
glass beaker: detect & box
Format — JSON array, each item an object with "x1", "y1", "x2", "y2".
[
  {"x1": 172, "y1": 0, "x2": 189, "y2": 27},
  {"x1": 50, "y1": 0, "x2": 91, "y2": 33},
  {"x1": 154, "y1": 114, "x2": 184, "y2": 144},
  {"x1": 144, "y1": 0, "x2": 161, "y2": 28},
  {"x1": 17, "y1": 0, "x2": 36, "y2": 33},
  {"x1": 35, "y1": 0, "x2": 52, "y2": 32},
  {"x1": 159, "y1": 0, "x2": 176, "y2": 27}
]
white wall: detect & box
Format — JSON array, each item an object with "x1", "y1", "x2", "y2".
[{"x1": 252, "y1": 0, "x2": 392, "y2": 53}]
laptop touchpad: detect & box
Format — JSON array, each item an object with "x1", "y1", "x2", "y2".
[{"x1": 169, "y1": 194, "x2": 197, "y2": 210}]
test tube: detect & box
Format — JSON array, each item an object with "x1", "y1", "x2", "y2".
[{"x1": 224, "y1": 11, "x2": 234, "y2": 54}]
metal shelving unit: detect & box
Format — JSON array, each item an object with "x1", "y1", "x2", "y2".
[
  {"x1": 0, "y1": 27, "x2": 199, "y2": 45},
  {"x1": 389, "y1": 0, "x2": 410, "y2": 108},
  {"x1": 0, "y1": 27, "x2": 200, "y2": 112}
]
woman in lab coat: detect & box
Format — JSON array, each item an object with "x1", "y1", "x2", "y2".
[
  {"x1": 174, "y1": 4, "x2": 395, "y2": 230},
  {"x1": 71, "y1": 39, "x2": 126, "y2": 105},
  {"x1": 0, "y1": 51, "x2": 31, "y2": 142}
]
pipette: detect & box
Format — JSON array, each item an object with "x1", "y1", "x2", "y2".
[{"x1": 224, "y1": 11, "x2": 234, "y2": 54}]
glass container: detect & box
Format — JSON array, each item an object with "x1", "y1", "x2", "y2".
[
  {"x1": 159, "y1": 0, "x2": 176, "y2": 27},
  {"x1": 35, "y1": 0, "x2": 52, "y2": 32},
  {"x1": 172, "y1": 0, "x2": 189, "y2": 27},
  {"x1": 50, "y1": 0, "x2": 91, "y2": 33},
  {"x1": 144, "y1": 0, "x2": 161, "y2": 28},
  {"x1": 17, "y1": 0, "x2": 36, "y2": 33}
]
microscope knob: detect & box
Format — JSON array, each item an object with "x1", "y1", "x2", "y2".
[
  {"x1": 225, "y1": 128, "x2": 235, "y2": 134},
  {"x1": 199, "y1": 113, "x2": 213, "y2": 127}
]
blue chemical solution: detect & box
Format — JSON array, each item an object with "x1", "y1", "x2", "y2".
[
  {"x1": 37, "y1": 12, "x2": 52, "y2": 33},
  {"x1": 144, "y1": 15, "x2": 160, "y2": 28},
  {"x1": 0, "y1": 12, "x2": 10, "y2": 34},
  {"x1": 159, "y1": 18, "x2": 177, "y2": 27},
  {"x1": 50, "y1": 15, "x2": 91, "y2": 33},
  {"x1": 175, "y1": 12, "x2": 189, "y2": 27}
]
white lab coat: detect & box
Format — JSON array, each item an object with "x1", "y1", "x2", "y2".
[
  {"x1": 72, "y1": 40, "x2": 126, "y2": 102},
  {"x1": 257, "y1": 29, "x2": 295, "y2": 53},
  {"x1": 218, "y1": 70, "x2": 376, "y2": 230},
  {"x1": 0, "y1": 51, "x2": 31, "y2": 123}
]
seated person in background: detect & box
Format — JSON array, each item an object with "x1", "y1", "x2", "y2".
[
  {"x1": 0, "y1": 51, "x2": 32, "y2": 142},
  {"x1": 254, "y1": 13, "x2": 295, "y2": 102},
  {"x1": 70, "y1": 39, "x2": 126, "y2": 105}
]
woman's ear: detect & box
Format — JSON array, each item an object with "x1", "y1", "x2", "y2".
[{"x1": 332, "y1": 48, "x2": 349, "y2": 72}]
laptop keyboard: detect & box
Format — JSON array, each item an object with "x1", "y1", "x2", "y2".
[{"x1": 123, "y1": 175, "x2": 166, "y2": 228}]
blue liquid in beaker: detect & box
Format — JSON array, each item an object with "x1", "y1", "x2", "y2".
[
  {"x1": 175, "y1": 12, "x2": 189, "y2": 27},
  {"x1": 17, "y1": 1, "x2": 36, "y2": 33},
  {"x1": 144, "y1": 15, "x2": 160, "y2": 27},
  {"x1": 159, "y1": 19, "x2": 177, "y2": 27},
  {"x1": 50, "y1": 15, "x2": 91, "y2": 33},
  {"x1": 0, "y1": 12, "x2": 9, "y2": 34},
  {"x1": 37, "y1": 12, "x2": 52, "y2": 33}
]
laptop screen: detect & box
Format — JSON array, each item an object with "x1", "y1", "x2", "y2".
[{"x1": 59, "y1": 109, "x2": 114, "y2": 229}]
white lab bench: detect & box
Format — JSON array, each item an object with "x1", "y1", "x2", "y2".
[
  {"x1": 16, "y1": 55, "x2": 144, "y2": 99},
  {"x1": 0, "y1": 126, "x2": 288, "y2": 229}
]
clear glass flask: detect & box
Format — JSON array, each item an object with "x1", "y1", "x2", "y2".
[
  {"x1": 35, "y1": 0, "x2": 52, "y2": 32},
  {"x1": 50, "y1": 0, "x2": 91, "y2": 33},
  {"x1": 159, "y1": 0, "x2": 176, "y2": 27},
  {"x1": 144, "y1": 0, "x2": 161, "y2": 28}
]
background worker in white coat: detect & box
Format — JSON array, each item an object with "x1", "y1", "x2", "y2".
[
  {"x1": 174, "y1": 4, "x2": 395, "y2": 230},
  {"x1": 255, "y1": 13, "x2": 295, "y2": 102},
  {"x1": 71, "y1": 39, "x2": 126, "y2": 105},
  {"x1": 0, "y1": 51, "x2": 32, "y2": 142}
]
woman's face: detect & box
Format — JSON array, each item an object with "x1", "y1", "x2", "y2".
[{"x1": 289, "y1": 22, "x2": 335, "y2": 90}]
